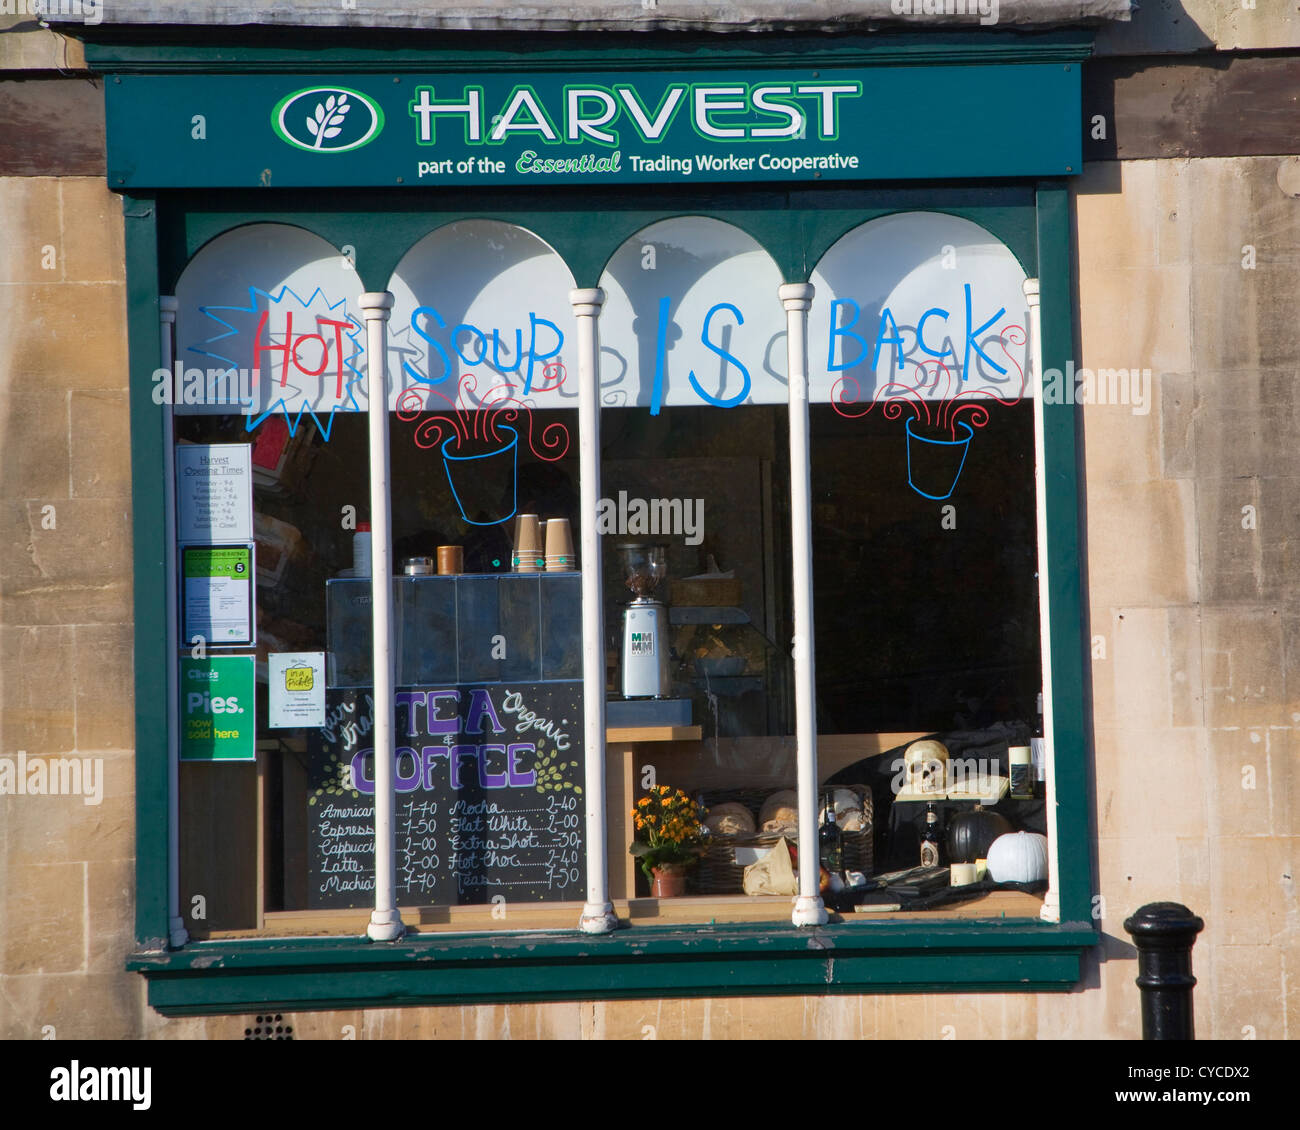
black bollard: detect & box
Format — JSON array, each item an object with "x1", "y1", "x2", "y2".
[{"x1": 1123, "y1": 902, "x2": 1204, "y2": 1040}]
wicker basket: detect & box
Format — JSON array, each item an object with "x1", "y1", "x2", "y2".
[{"x1": 693, "y1": 786, "x2": 873, "y2": 895}]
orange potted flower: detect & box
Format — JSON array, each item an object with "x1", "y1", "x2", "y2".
[{"x1": 629, "y1": 786, "x2": 705, "y2": 897}]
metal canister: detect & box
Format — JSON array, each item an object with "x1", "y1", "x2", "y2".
[{"x1": 402, "y1": 556, "x2": 434, "y2": 575}]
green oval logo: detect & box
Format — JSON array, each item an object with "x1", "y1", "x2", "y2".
[{"x1": 272, "y1": 86, "x2": 385, "y2": 154}]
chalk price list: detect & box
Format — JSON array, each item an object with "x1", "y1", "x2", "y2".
[{"x1": 402, "y1": 792, "x2": 583, "y2": 900}]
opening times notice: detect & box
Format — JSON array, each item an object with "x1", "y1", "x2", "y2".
[{"x1": 306, "y1": 681, "x2": 585, "y2": 908}]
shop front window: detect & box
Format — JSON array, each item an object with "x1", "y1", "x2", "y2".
[{"x1": 162, "y1": 196, "x2": 1061, "y2": 944}]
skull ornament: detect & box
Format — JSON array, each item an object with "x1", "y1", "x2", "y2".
[{"x1": 903, "y1": 739, "x2": 950, "y2": 795}]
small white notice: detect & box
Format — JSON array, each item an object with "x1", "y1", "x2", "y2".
[
  {"x1": 268, "y1": 652, "x2": 326, "y2": 728},
  {"x1": 177, "y1": 443, "x2": 253, "y2": 543}
]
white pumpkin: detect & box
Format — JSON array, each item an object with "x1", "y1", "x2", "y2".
[
  {"x1": 704, "y1": 802, "x2": 756, "y2": 837},
  {"x1": 986, "y1": 831, "x2": 1049, "y2": 883},
  {"x1": 758, "y1": 789, "x2": 799, "y2": 830}
]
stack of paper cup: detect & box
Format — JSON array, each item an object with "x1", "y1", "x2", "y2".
[
  {"x1": 544, "y1": 517, "x2": 575, "y2": 571},
  {"x1": 512, "y1": 514, "x2": 543, "y2": 572}
]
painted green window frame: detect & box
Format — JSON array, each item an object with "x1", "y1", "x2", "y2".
[{"x1": 122, "y1": 177, "x2": 1096, "y2": 1016}]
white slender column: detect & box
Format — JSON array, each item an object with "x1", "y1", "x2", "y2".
[
  {"x1": 781, "y1": 283, "x2": 827, "y2": 928},
  {"x1": 159, "y1": 296, "x2": 189, "y2": 949},
  {"x1": 572, "y1": 287, "x2": 618, "y2": 935},
  {"x1": 360, "y1": 292, "x2": 404, "y2": 942},
  {"x1": 1024, "y1": 279, "x2": 1060, "y2": 924}
]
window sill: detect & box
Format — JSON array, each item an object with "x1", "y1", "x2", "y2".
[{"x1": 128, "y1": 918, "x2": 1099, "y2": 1016}]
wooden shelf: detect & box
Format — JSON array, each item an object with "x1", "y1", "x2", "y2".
[{"x1": 606, "y1": 725, "x2": 702, "y2": 743}]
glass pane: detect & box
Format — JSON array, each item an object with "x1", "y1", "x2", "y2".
[
  {"x1": 173, "y1": 223, "x2": 373, "y2": 935},
  {"x1": 808, "y1": 213, "x2": 1047, "y2": 917},
  {"x1": 599, "y1": 218, "x2": 802, "y2": 920}
]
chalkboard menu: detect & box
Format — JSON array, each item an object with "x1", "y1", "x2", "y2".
[{"x1": 307, "y1": 681, "x2": 585, "y2": 909}]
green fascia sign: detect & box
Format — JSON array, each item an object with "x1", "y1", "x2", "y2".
[{"x1": 106, "y1": 64, "x2": 1080, "y2": 189}]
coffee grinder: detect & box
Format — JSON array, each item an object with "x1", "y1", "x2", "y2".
[{"x1": 618, "y1": 542, "x2": 671, "y2": 698}]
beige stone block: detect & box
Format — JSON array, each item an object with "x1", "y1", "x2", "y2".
[
  {"x1": 1216, "y1": 4, "x2": 1300, "y2": 51},
  {"x1": 0, "y1": 625, "x2": 75, "y2": 753},
  {"x1": 0, "y1": 972, "x2": 140, "y2": 1041},
  {"x1": 1000, "y1": 993, "x2": 1038, "y2": 1039},
  {"x1": 5, "y1": 750, "x2": 132, "y2": 868},
  {"x1": 735, "y1": 993, "x2": 807, "y2": 1039},
  {"x1": 1190, "y1": 371, "x2": 1300, "y2": 483},
  {"x1": 0, "y1": 282, "x2": 127, "y2": 387},
  {"x1": 0, "y1": 25, "x2": 85, "y2": 70},
  {"x1": 0, "y1": 390, "x2": 69, "y2": 500},
  {"x1": 1272, "y1": 726, "x2": 1298, "y2": 838},
  {"x1": 86, "y1": 856, "x2": 136, "y2": 976},
  {"x1": 141, "y1": 1010, "x2": 211, "y2": 1040},
  {"x1": 683, "y1": 995, "x2": 744, "y2": 1040},
  {"x1": 1191, "y1": 266, "x2": 1300, "y2": 371},
  {"x1": 1079, "y1": 378, "x2": 1163, "y2": 484},
  {"x1": 1168, "y1": 605, "x2": 1204, "y2": 729},
  {"x1": 1076, "y1": 265, "x2": 1192, "y2": 377},
  {"x1": 590, "y1": 998, "x2": 682, "y2": 1040},
  {"x1": 1195, "y1": 476, "x2": 1262, "y2": 602},
  {"x1": 1084, "y1": 481, "x2": 1197, "y2": 606},
  {"x1": 1095, "y1": 836, "x2": 1210, "y2": 932},
  {"x1": 1284, "y1": 618, "x2": 1300, "y2": 732},
  {"x1": 1186, "y1": 157, "x2": 1300, "y2": 269},
  {"x1": 69, "y1": 390, "x2": 131, "y2": 499},
  {"x1": 1036, "y1": 949, "x2": 1139, "y2": 1040},
  {"x1": 1200, "y1": 607, "x2": 1287, "y2": 728},
  {"x1": 1093, "y1": 729, "x2": 1207, "y2": 838},
  {"x1": 59, "y1": 179, "x2": 124, "y2": 285},
  {"x1": 73, "y1": 624, "x2": 135, "y2": 751},
  {"x1": 1087, "y1": 614, "x2": 1117, "y2": 731},
  {"x1": 1207, "y1": 837, "x2": 1295, "y2": 946},
  {"x1": 1159, "y1": 371, "x2": 1195, "y2": 479},
  {"x1": 0, "y1": 179, "x2": 63, "y2": 285},
  {"x1": 932, "y1": 992, "x2": 1007, "y2": 1040},
  {"x1": 1287, "y1": 950, "x2": 1300, "y2": 1040},
  {"x1": 876, "y1": 991, "x2": 939, "y2": 1039},
  {"x1": 1208, "y1": 944, "x2": 1284, "y2": 1040},
  {"x1": 2, "y1": 861, "x2": 85, "y2": 975},
  {"x1": 1206, "y1": 727, "x2": 1280, "y2": 839},
  {"x1": 803, "y1": 993, "x2": 873, "y2": 1040},
  {"x1": 0, "y1": 499, "x2": 133, "y2": 626},
  {"x1": 1257, "y1": 477, "x2": 1300, "y2": 603},
  {"x1": 1104, "y1": 607, "x2": 1179, "y2": 731},
  {"x1": 1074, "y1": 162, "x2": 1157, "y2": 273}
]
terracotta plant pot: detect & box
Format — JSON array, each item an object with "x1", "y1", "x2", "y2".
[{"x1": 650, "y1": 863, "x2": 688, "y2": 898}]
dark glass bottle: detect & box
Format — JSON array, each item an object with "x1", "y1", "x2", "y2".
[
  {"x1": 920, "y1": 803, "x2": 941, "y2": 868},
  {"x1": 818, "y1": 796, "x2": 844, "y2": 877}
]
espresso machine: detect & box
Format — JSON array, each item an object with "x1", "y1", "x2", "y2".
[{"x1": 618, "y1": 543, "x2": 671, "y2": 698}]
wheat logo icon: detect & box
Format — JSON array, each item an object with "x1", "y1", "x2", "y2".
[
  {"x1": 307, "y1": 93, "x2": 350, "y2": 149},
  {"x1": 272, "y1": 86, "x2": 385, "y2": 154}
]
